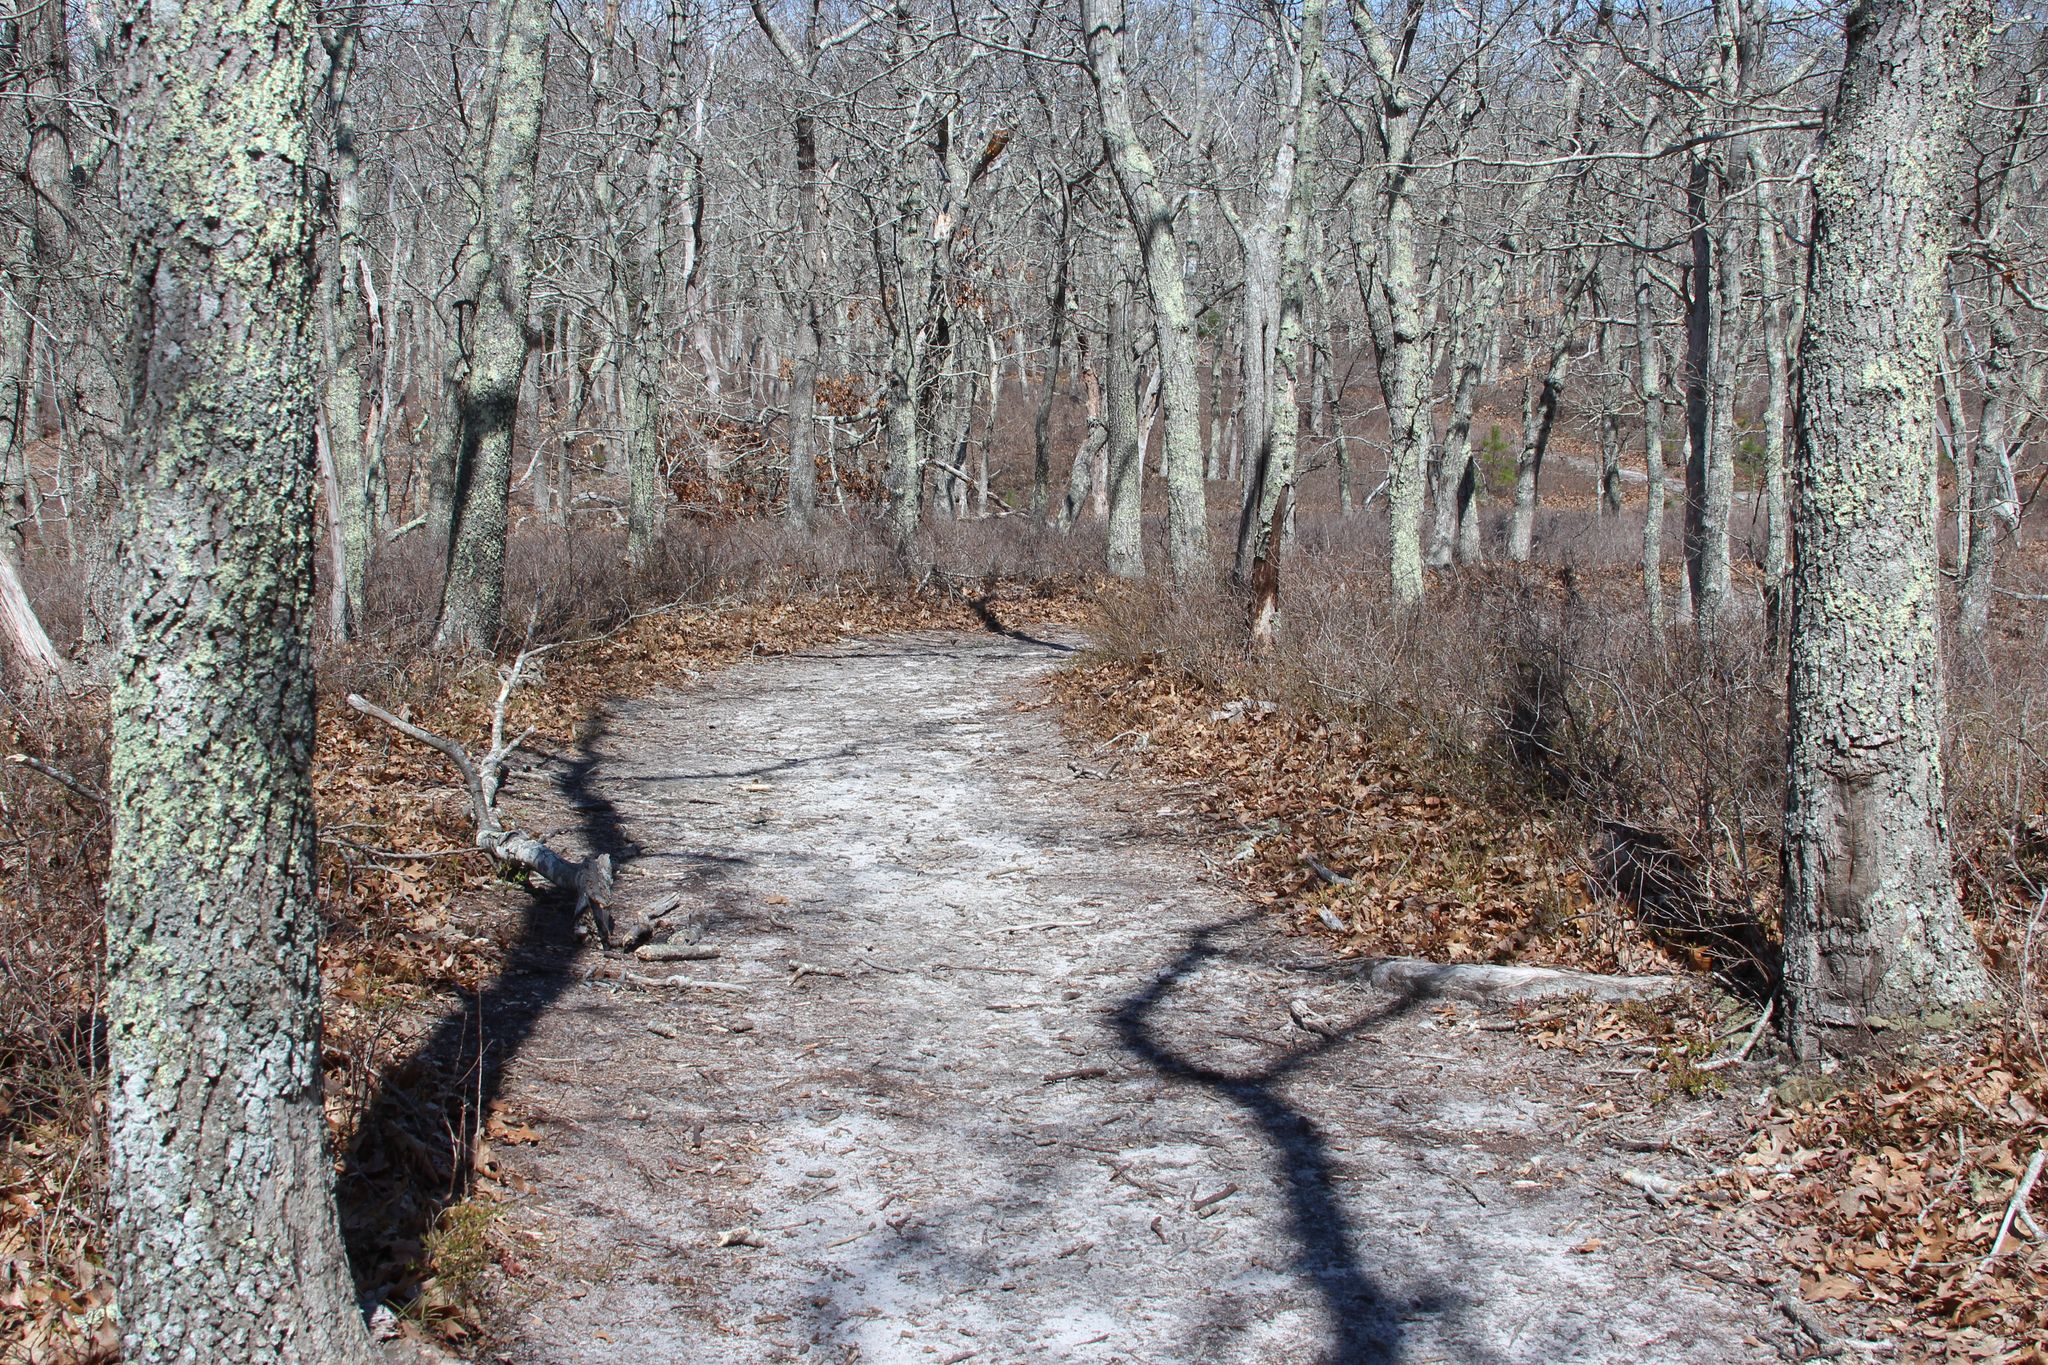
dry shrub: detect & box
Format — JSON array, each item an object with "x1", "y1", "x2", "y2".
[{"x1": 0, "y1": 692, "x2": 115, "y2": 1363}]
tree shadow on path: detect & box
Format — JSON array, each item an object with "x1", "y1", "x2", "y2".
[
  {"x1": 1112, "y1": 915, "x2": 1452, "y2": 1365},
  {"x1": 335, "y1": 710, "x2": 739, "y2": 1316}
]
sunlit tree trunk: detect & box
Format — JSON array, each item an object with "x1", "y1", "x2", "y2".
[
  {"x1": 435, "y1": 0, "x2": 550, "y2": 650},
  {"x1": 1783, "y1": 0, "x2": 1994, "y2": 1054},
  {"x1": 108, "y1": 0, "x2": 375, "y2": 1354},
  {"x1": 1082, "y1": 0, "x2": 1210, "y2": 585}
]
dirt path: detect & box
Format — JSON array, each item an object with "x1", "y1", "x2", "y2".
[{"x1": 484, "y1": 631, "x2": 1797, "y2": 1364}]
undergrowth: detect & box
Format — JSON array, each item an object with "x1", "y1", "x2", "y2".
[{"x1": 1063, "y1": 526, "x2": 2047, "y2": 1359}]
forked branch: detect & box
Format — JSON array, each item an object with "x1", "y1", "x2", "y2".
[{"x1": 346, "y1": 649, "x2": 613, "y2": 939}]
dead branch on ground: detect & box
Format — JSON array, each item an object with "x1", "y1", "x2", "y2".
[{"x1": 347, "y1": 645, "x2": 614, "y2": 940}]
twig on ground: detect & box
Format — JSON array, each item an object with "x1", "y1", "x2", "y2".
[
  {"x1": 994, "y1": 917, "x2": 1099, "y2": 933},
  {"x1": 1698, "y1": 1000, "x2": 1774, "y2": 1071},
  {"x1": 1300, "y1": 853, "x2": 1352, "y2": 887},
  {"x1": 7, "y1": 752, "x2": 104, "y2": 804},
  {"x1": 1980, "y1": 1146, "x2": 2046, "y2": 1269},
  {"x1": 1041, "y1": 1066, "x2": 1108, "y2": 1084}
]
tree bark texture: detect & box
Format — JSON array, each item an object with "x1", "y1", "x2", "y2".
[
  {"x1": 1783, "y1": 0, "x2": 1994, "y2": 1052},
  {"x1": 435, "y1": 0, "x2": 550, "y2": 650},
  {"x1": 109, "y1": 0, "x2": 375, "y2": 1356},
  {"x1": 1082, "y1": 0, "x2": 1210, "y2": 586}
]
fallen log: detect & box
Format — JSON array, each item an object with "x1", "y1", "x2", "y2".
[{"x1": 1346, "y1": 956, "x2": 1686, "y2": 1006}]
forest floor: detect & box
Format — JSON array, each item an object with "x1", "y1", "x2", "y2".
[{"x1": 444, "y1": 627, "x2": 1814, "y2": 1364}]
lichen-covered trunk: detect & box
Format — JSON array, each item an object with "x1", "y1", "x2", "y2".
[
  {"x1": 1367, "y1": 187, "x2": 1428, "y2": 603},
  {"x1": 1031, "y1": 232, "x2": 1070, "y2": 521},
  {"x1": 1783, "y1": 0, "x2": 1993, "y2": 1053},
  {"x1": 1752, "y1": 155, "x2": 1792, "y2": 638},
  {"x1": 435, "y1": 0, "x2": 550, "y2": 651},
  {"x1": 317, "y1": 25, "x2": 378, "y2": 639},
  {"x1": 1083, "y1": 0, "x2": 1210, "y2": 585},
  {"x1": 109, "y1": 0, "x2": 374, "y2": 1356},
  {"x1": 1105, "y1": 271, "x2": 1144, "y2": 579},
  {"x1": 620, "y1": 328, "x2": 663, "y2": 567},
  {"x1": 1508, "y1": 333, "x2": 1570, "y2": 564},
  {"x1": 884, "y1": 337, "x2": 923, "y2": 553}
]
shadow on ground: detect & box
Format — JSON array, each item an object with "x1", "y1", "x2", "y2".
[
  {"x1": 335, "y1": 711, "x2": 736, "y2": 1318},
  {"x1": 1112, "y1": 915, "x2": 1456, "y2": 1365}
]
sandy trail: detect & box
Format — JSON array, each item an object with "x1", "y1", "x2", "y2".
[{"x1": 484, "y1": 630, "x2": 1795, "y2": 1364}]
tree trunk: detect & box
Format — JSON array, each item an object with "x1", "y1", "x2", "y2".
[
  {"x1": 1638, "y1": 253, "x2": 1671, "y2": 638},
  {"x1": 1032, "y1": 211, "x2": 1071, "y2": 521},
  {"x1": 1958, "y1": 307, "x2": 2021, "y2": 641},
  {"x1": 318, "y1": 19, "x2": 379, "y2": 640},
  {"x1": 1347, "y1": 0, "x2": 1428, "y2": 604},
  {"x1": 108, "y1": 0, "x2": 375, "y2": 1355},
  {"x1": 1508, "y1": 329, "x2": 1571, "y2": 563},
  {"x1": 435, "y1": 0, "x2": 551, "y2": 651},
  {"x1": 0, "y1": 0, "x2": 72, "y2": 680},
  {"x1": 1082, "y1": 0, "x2": 1211, "y2": 585},
  {"x1": 1754, "y1": 163, "x2": 1793, "y2": 641},
  {"x1": 1106, "y1": 266, "x2": 1144, "y2": 578},
  {"x1": 1783, "y1": 0, "x2": 1994, "y2": 1054}
]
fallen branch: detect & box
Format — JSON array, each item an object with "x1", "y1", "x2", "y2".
[
  {"x1": 1299, "y1": 853, "x2": 1353, "y2": 887},
  {"x1": 1698, "y1": 999, "x2": 1774, "y2": 1072},
  {"x1": 1981, "y1": 1146, "x2": 2045, "y2": 1269},
  {"x1": 1341, "y1": 956, "x2": 1687, "y2": 1005},
  {"x1": 635, "y1": 943, "x2": 719, "y2": 962},
  {"x1": 347, "y1": 648, "x2": 613, "y2": 938},
  {"x1": 7, "y1": 752, "x2": 104, "y2": 804}
]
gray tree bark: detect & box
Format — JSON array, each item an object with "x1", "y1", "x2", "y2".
[
  {"x1": 1752, "y1": 150, "x2": 1792, "y2": 638},
  {"x1": 0, "y1": 0, "x2": 72, "y2": 678},
  {"x1": 1347, "y1": 0, "x2": 1427, "y2": 605},
  {"x1": 1105, "y1": 260, "x2": 1144, "y2": 578},
  {"x1": 1783, "y1": 0, "x2": 1994, "y2": 1053},
  {"x1": 1958, "y1": 306, "x2": 2022, "y2": 641},
  {"x1": 1081, "y1": 0, "x2": 1211, "y2": 585},
  {"x1": 434, "y1": 0, "x2": 551, "y2": 651},
  {"x1": 108, "y1": 0, "x2": 375, "y2": 1355},
  {"x1": 317, "y1": 14, "x2": 379, "y2": 640}
]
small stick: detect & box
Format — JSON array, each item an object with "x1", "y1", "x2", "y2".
[
  {"x1": 994, "y1": 917, "x2": 1099, "y2": 933},
  {"x1": 7, "y1": 752, "x2": 104, "y2": 804},
  {"x1": 790, "y1": 961, "x2": 849, "y2": 982},
  {"x1": 1299, "y1": 853, "x2": 1352, "y2": 887},
  {"x1": 1042, "y1": 1066, "x2": 1108, "y2": 1084},
  {"x1": 1191, "y1": 1183, "x2": 1238, "y2": 1212},
  {"x1": 1698, "y1": 999, "x2": 1774, "y2": 1072},
  {"x1": 612, "y1": 968, "x2": 749, "y2": 994},
  {"x1": 1981, "y1": 1147, "x2": 2046, "y2": 1269}
]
